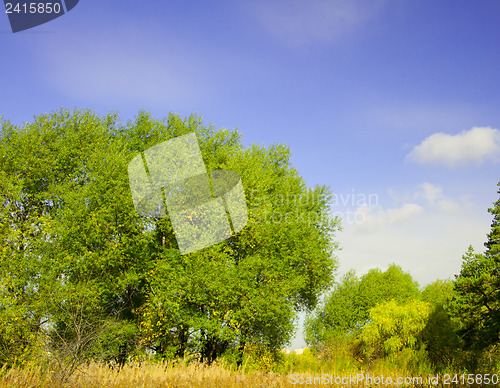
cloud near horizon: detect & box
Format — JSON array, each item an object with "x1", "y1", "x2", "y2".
[
  {"x1": 406, "y1": 127, "x2": 500, "y2": 168},
  {"x1": 336, "y1": 183, "x2": 490, "y2": 287}
]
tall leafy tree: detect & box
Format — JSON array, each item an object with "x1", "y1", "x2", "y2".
[
  {"x1": 0, "y1": 109, "x2": 146, "y2": 368},
  {"x1": 131, "y1": 112, "x2": 341, "y2": 364},
  {"x1": 0, "y1": 109, "x2": 340, "y2": 368}
]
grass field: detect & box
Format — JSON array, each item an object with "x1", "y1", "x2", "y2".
[{"x1": 0, "y1": 360, "x2": 477, "y2": 388}]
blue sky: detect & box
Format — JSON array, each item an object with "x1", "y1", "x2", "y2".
[{"x1": 1, "y1": 1, "x2": 500, "y2": 349}]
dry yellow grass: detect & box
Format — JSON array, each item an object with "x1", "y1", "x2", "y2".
[
  {"x1": 1, "y1": 361, "x2": 286, "y2": 388},
  {"x1": 0, "y1": 361, "x2": 455, "y2": 388}
]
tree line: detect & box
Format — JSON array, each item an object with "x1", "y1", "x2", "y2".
[{"x1": 305, "y1": 182, "x2": 500, "y2": 374}]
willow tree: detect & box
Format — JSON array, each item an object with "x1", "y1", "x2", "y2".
[{"x1": 0, "y1": 109, "x2": 146, "y2": 369}]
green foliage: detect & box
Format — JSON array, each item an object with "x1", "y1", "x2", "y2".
[
  {"x1": 278, "y1": 348, "x2": 325, "y2": 373},
  {"x1": 420, "y1": 280, "x2": 462, "y2": 371},
  {"x1": 485, "y1": 181, "x2": 500, "y2": 258},
  {"x1": 3, "y1": 107, "x2": 496, "y2": 377},
  {"x1": 305, "y1": 265, "x2": 433, "y2": 374},
  {"x1": 304, "y1": 270, "x2": 361, "y2": 346},
  {"x1": 357, "y1": 265, "x2": 421, "y2": 318},
  {"x1": 0, "y1": 281, "x2": 41, "y2": 367},
  {"x1": 449, "y1": 245, "x2": 500, "y2": 350},
  {"x1": 449, "y1": 182, "x2": 500, "y2": 351},
  {"x1": 421, "y1": 279, "x2": 453, "y2": 307},
  {"x1": 305, "y1": 264, "x2": 420, "y2": 349},
  {"x1": 359, "y1": 299, "x2": 431, "y2": 358},
  {"x1": 0, "y1": 109, "x2": 340, "y2": 370},
  {"x1": 130, "y1": 112, "x2": 340, "y2": 364}
]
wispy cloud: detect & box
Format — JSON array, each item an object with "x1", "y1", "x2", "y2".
[
  {"x1": 406, "y1": 127, "x2": 500, "y2": 168},
  {"x1": 336, "y1": 184, "x2": 489, "y2": 286},
  {"x1": 250, "y1": 0, "x2": 386, "y2": 48},
  {"x1": 354, "y1": 203, "x2": 424, "y2": 233},
  {"x1": 360, "y1": 102, "x2": 480, "y2": 137},
  {"x1": 388, "y1": 183, "x2": 461, "y2": 213},
  {"x1": 413, "y1": 183, "x2": 460, "y2": 212},
  {"x1": 34, "y1": 24, "x2": 215, "y2": 109}
]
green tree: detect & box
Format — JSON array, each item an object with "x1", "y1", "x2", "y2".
[
  {"x1": 358, "y1": 299, "x2": 431, "y2": 367},
  {"x1": 421, "y1": 279, "x2": 462, "y2": 371},
  {"x1": 0, "y1": 109, "x2": 147, "y2": 369},
  {"x1": 304, "y1": 270, "x2": 361, "y2": 346},
  {"x1": 447, "y1": 182, "x2": 500, "y2": 372},
  {"x1": 131, "y1": 112, "x2": 340, "y2": 364},
  {"x1": 0, "y1": 109, "x2": 340, "y2": 368},
  {"x1": 421, "y1": 279, "x2": 453, "y2": 307},
  {"x1": 450, "y1": 246, "x2": 499, "y2": 349},
  {"x1": 449, "y1": 181, "x2": 500, "y2": 350},
  {"x1": 357, "y1": 264, "x2": 420, "y2": 319},
  {"x1": 305, "y1": 264, "x2": 420, "y2": 349}
]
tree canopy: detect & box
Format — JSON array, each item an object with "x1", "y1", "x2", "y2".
[
  {"x1": 305, "y1": 264, "x2": 420, "y2": 347},
  {"x1": 0, "y1": 109, "x2": 341, "y2": 369}
]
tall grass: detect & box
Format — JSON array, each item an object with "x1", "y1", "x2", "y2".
[
  {"x1": 1, "y1": 361, "x2": 291, "y2": 388},
  {"x1": 0, "y1": 358, "x2": 476, "y2": 388}
]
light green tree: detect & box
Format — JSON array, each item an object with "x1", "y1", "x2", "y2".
[
  {"x1": 305, "y1": 264, "x2": 420, "y2": 349},
  {"x1": 358, "y1": 299, "x2": 431, "y2": 365},
  {"x1": 357, "y1": 264, "x2": 420, "y2": 319}
]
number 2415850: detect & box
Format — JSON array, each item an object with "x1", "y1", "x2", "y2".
[
  {"x1": 5, "y1": 2, "x2": 62, "y2": 14},
  {"x1": 443, "y1": 374, "x2": 498, "y2": 385}
]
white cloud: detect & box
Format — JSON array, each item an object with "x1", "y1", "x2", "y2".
[
  {"x1": 335, "y1": 184, "x2": 490, "y2": 286},
  {"x1": 414, "y1": 183, "x2": 461, "y2": 213},
  {"x1": 415, "y1": 182, "x2": 442, "y2": 205},
  {"x1": 406, "y1": 127, "x2": 500, "y2": 168},
  {"x1": 250, "y1": 0, "x2": 386, "y2": 47},
  {"x1": 355, "y1": 203, "x2": 423, "y2": 233}
]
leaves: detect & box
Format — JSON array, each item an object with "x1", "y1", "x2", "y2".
[
  {"x1": 359, "y1": 299, "x2": 431, "y2": 357},
  {"x1": 0, "y1": 108, "x2": 341, "y2": 367}
]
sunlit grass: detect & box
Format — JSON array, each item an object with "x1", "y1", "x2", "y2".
[{"x1": 0, "y1": 359, "x2": 467, "y2": 388}]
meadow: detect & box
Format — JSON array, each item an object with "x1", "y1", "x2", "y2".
[{"x1": 0, "y1": 351, "x2": 485, "y2": 388}]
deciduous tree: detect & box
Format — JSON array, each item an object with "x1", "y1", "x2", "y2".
[{"x1": 0, "y1": 109, "x2": 340, "y2": 368}]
